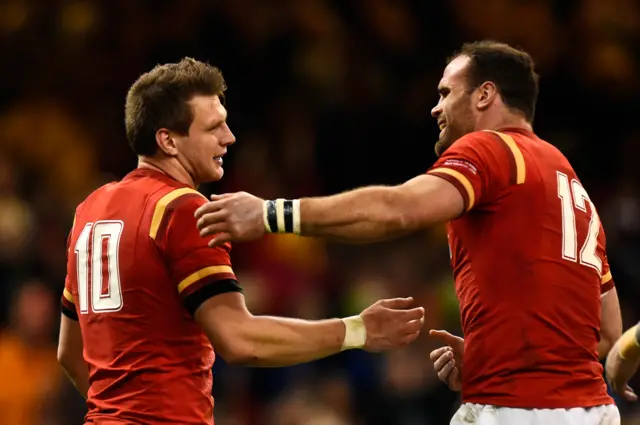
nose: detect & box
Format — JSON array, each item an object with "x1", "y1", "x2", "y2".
[
  {"x1": 431, "y1": 103, "x2": 442, "y2": 119},
  {"x1": 221, "y1": 123, "x2": 236, "y2": 146}
]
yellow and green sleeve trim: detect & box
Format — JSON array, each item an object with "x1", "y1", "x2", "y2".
[{"x1": 619, "y1": 322, "x2": 640, "y2": 360}]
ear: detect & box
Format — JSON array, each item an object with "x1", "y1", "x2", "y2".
[
  {"x1": 476, "y1": 81, "x2": 498, "y2": 111},
  {"x1": 155, "y1": 128, "x2": 179, "y2": 157}
]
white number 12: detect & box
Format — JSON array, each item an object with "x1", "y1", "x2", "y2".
[
  {"x1": 74, "y1": 220, "x2": 124, "y2": 314},
  {"x1": 557, "y1": 172, "x2": 602, "y2": 273}
]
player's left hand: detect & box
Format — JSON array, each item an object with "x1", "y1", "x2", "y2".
[
  {"x1": 195, "y1": 192, "x2": 265, "y2": 247},
  {"x1": 605, "y1": 343, "x2": 639, "y2": 402},
  {"x1": 429, "y1": 329, "x2": 464, "y2": 392}
]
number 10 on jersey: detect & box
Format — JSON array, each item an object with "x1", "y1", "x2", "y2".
[
  {"x1": 74, "y1": 220, "x2": 124, "y2": 314},
  {"x1": 557, "y1": 172, "x2": 602, "y2": 274}
]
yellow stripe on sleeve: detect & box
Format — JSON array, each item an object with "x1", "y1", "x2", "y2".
[
  {"x1": 601, "y1": 270, "x2": 612, "y2": 284},
  {"x1": 619, "y1": 325, "x2": 640, "y2": 360},
  {"x1": 63, "y1": 288, "x2": 74, "y2": 304},
  {"x1": 177, "y1": 265, "x2": 234, "y2": 293},
  {"x1": 429, "y1": 167, "x2": 475, "y2": 210},
  {"x1": 488, "y1": 131, "x2": 526, "y2": 184},
  {"x1": 149, "y1": 188, "x2": 206, "y2": 240}
]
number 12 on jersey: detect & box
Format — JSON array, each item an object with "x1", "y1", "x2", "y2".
[
  {"x1": 557, "y1": 172, "x2": 602, "y2": 274},
  {"x1": 74, "y1": 220, "x2": 124, "y2": 314}
]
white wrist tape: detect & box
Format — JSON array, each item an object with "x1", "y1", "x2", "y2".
[
  {"x1": 263, "y1": 199, "x2": 301, "y2": 234},
  {"x1": 340, "y1": 315, "x2": 366, "y2": 351}
]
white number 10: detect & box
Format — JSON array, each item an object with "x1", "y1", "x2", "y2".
[
  {"x1": 557, "y1": 172, "x2": 602, "y2": 273},
  {"x1": 74, "y1": 220, "x2": 124, "y2": 314}
]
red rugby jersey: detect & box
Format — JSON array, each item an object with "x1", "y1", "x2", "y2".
[
  {"x1": 60, "y1": 168, "x2": 241, "y2": 424},
  {"x1": 427, "y1": 128, "x2": 614, "y2": 408}
]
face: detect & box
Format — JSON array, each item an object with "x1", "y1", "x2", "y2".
[
  {"x1": 431, "y1": 56, "x2": 477, "y2": 156},
  {"x1": 173, "y1": 95, "x2": 236, "y2": 184}
]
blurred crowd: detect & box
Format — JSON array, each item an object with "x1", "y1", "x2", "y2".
[{"x1": 0, "y1": 0, "x2": 639, "y2": 424}]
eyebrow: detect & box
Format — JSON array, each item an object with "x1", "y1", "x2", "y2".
[{"x1": 207, "y1": 114, "x2": 227, "y2": 129}]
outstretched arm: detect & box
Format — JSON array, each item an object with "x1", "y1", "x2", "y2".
[
  {"x1": 195, "y1": 174, "x2": 464, "y2": 245},
  {"x1": 195, "y1": 292, "x2": 424, "y2": 367},
  {"x1": 299, "y1": 175, "x2": 463, "y2": 242}
]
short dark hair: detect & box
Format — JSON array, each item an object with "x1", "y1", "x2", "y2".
[
  {"x1": 450, "y1": 40, "x2": 539, "y2": 122},
  {"x1": 125, "y1": 57, "x2": 226, "y2": 156}
]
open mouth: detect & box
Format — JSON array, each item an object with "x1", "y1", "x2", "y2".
[
  {"x1": 438, "y1": 121, "x2": 447, "y2": 131},
  {"x1": 213, "y1": 154, "x2": 225, "y2": 165}
]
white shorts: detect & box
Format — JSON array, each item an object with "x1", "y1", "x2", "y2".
[{"x1": 451, "y1": 403, "x2": 620, "y2": 425}]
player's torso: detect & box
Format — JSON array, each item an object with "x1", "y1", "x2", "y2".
[
  {"x1": 68, "y1": 170, "x2": 215, "y2": 424},
  {"x1": 447, "y1": 130, "x2": 611, "y2": 408}
]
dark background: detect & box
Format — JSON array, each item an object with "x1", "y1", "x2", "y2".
[{"x1": 1, "y1": 0, "x2": 639, "y2": 424}]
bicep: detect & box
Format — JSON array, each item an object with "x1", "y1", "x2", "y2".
[{"x1": 397, "y1": 174, "x2": 465, "y2": 228}]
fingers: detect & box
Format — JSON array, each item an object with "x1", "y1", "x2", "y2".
[
  {"x1": 401, "y1": 307, "x2": 425, "y2": 322},
  {"x1": 429, "y1": 346, "x2": 450, "y2": 361},
  {"x1": 429, "y1": 329, "x2": 462, "y2": 346},
  {"x1": 404, "y1": 317, "x2": 424, "y2": 335},
  {"x1": 194, "y1": 201, "x2": 223, "y2": 220},
  {"x1": 210, "y1": 193, "x2": 234, "y2": 201},
  {"x1": 380, "y1": 297, "x2": 414, "y2": 309},
  {"x1": 623, "y1": 385, "x2": 638, "y2": 402},
  {"x1": 429, "y1": 329, "x2": 454, "y2": 339},
  {"x1": 437, "y1": 357, "x2": 456, "y2": 383},
  {"x1": 199, "y1": 223, "x2": 228, "y2": 238},
  {"x1": 196, "y1": 210, "x2": 228, "y2": 232},
  {"x1": 196, "y1": 210, "x2": 227, "y2": 230},
  {"x1": 433, "y1": 348, "x2": 454, "y2": 372},
  {"x1": 208, "y1": 233, "x2": 232, "y2": 248}
]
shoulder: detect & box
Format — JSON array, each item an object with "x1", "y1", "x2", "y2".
[{"x1": 149, "y1": 187, "x2": 208, "y2": 240}]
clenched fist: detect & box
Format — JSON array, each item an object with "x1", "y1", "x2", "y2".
[{"x1": 195, "y1": 192, "x2": 265, "y2": 246}]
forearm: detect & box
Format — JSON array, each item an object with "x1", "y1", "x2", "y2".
[
  {"x1": 299, "y1": 186, "x2": 413, "y2": 242},
  {"x1": 229, "y1": 315, "x2": 365, "y2": 367},
  {"x1": 599, "y1": 288, "x2": 622, "y2": 359},
  {"x1": 60, "y1": 358, "x2": 89, "y2": 398}
]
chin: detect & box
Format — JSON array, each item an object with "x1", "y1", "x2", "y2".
[
  {"x1": 196, "y1": 168, "x2": 224, "y2": 184},
  {"x1": 434, "y1": 139, "x2": 450, "y2": 157},
  {"x1": 210, "y1": 167, "x2": 224, "y2": 182}
]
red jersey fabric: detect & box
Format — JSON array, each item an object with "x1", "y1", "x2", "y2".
[
  {"x1": 427, "y1": 128, "x2": 614, "y2": 408},
  {"x1": 61, "y1": 168, "x2": 241, "y2": 424}
]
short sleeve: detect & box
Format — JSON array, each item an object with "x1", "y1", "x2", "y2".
[
  {"x1": 152, "y1": 190, "x2": 242, "y2": 315},
  {"x1": 61, "y1": 218, "x2": 78, "y2": 320},
  {"x1": 427, "y1": 130, "x2": 525, "y2": 211}
]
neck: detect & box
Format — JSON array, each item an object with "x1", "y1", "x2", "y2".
[
  {"x1": 138, "y1": 156, "x2": 196, "y2": 188},
  {"x1": 478, "y1": 109, "x2": 532, "y2": 133}
]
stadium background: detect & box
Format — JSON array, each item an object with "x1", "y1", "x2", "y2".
[{"x1": 1, "y1": 0, "x2": 639, "y2": 424}]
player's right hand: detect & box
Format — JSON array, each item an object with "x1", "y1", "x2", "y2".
[
  {"x1": 195, "y1": 191, "x2": 265, "y2": 246},
  {"x1": 429, "y1": 329, "x2": 464, "y2": 391},
  {"x1": 360, "y1": 297, "x2": 425, "y2": 352}
]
